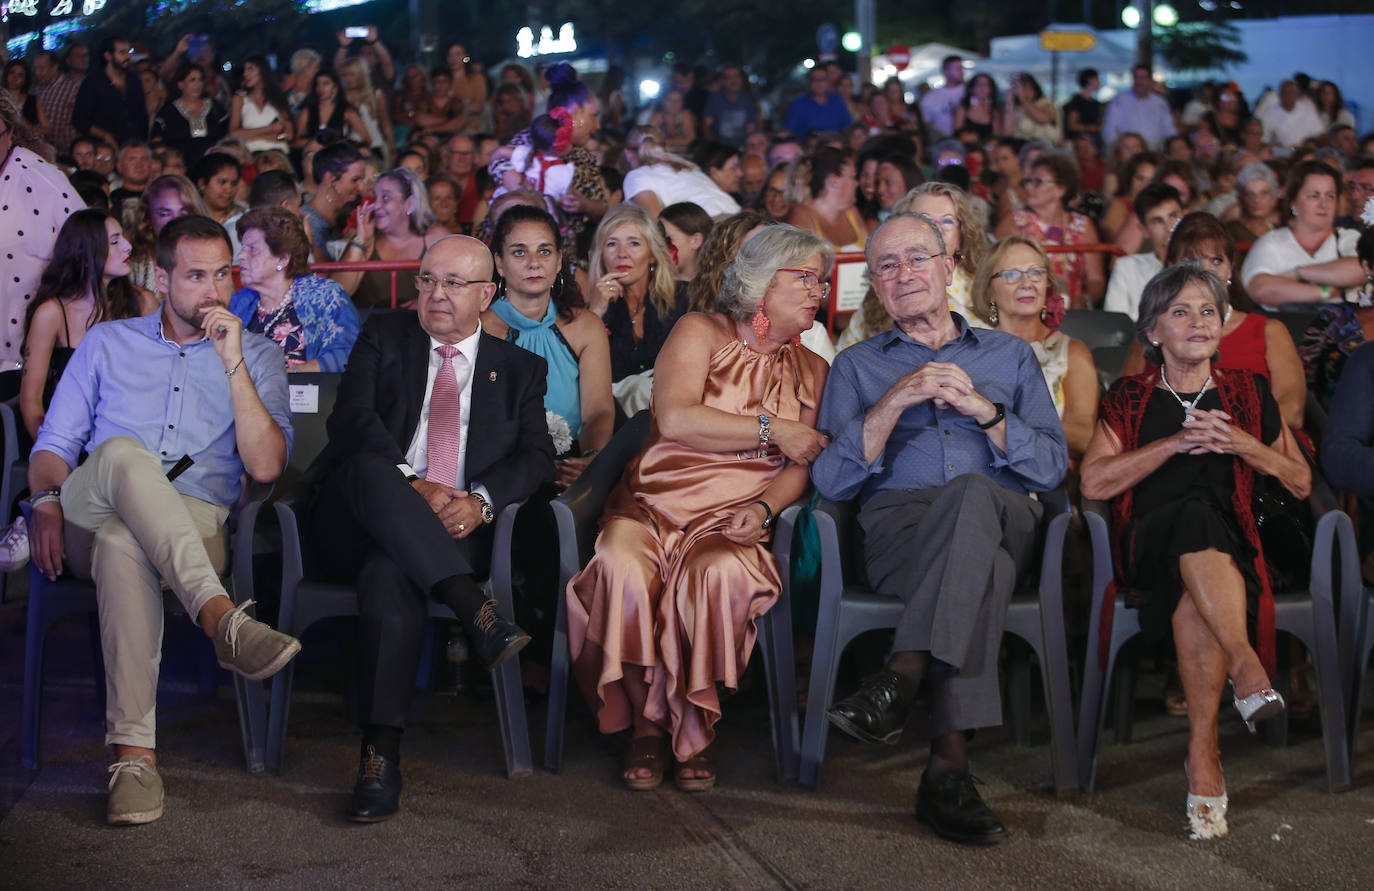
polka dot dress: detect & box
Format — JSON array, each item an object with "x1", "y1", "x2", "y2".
[{"x1": 0, "y1": 146, "x2": 83, "y2": 370}]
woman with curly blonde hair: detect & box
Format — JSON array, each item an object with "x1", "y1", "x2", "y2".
[{"x1": 837, "y1": 181, "x2": 988, "y2": 349}]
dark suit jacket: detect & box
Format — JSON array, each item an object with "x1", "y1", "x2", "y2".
[{"x1": 307, "y1": 311, "x2": 556, "y2": 514}]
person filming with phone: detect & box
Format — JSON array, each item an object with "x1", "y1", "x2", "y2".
[{"x1": 27, "y1": 214, "x2": 299, "y2": 827}]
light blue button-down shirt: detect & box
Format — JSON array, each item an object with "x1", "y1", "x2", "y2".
[
  {"x1": 812, "y1": 314, "x2": 1067, "y2": 507},
  {"x1": 33, "y1": 310, "x2": 294, "y2": 508}
]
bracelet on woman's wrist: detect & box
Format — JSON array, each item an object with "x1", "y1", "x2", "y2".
[
  {"x1": 752, "y1": 500, "x2": 774, "y2": 529},
  {"x1": 348, "y1": 239, "x2": 370, "y2": 254},
  {"x1": 756, "y1": 414, "x2": 772, "y2": 457}
]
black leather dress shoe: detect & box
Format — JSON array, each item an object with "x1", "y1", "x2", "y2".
[
  {"x1": 468, "y1": 599, "x2": 531, "y2": 670},
  {"x1": 348, "y1": 746, "x2": 402, "y2": 822},
  {"x1": 915, "y1": 768, "x2": 1007, "y2": 845},
  {"x1": 826, "y1": 670, "x2": 911, "y2": 745}
]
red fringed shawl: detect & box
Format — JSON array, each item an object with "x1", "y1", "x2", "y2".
[{"x1": 1098, "y1": 368, "x2": 1276, "y2": 676}]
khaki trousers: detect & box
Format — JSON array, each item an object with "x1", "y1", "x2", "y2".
[{"x1": 59, "y1": 437, "x2": 230, "y2": 748}]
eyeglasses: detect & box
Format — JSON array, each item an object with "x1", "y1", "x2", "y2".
[
  {"x1": 871, "y1": 252, "x2": 945, "y2": 281},
  {"x1": 776, "y1": 268, "x2": 830, "y2": 298},
  {"x1": 1022, "y1": 176, "x2": 1058, "y2": 187},
  {"x1": 415, "y1": 273, "x2": 491, "y2": 296},
  {"x1": 992, "y1": 266, "x2": 1049, "y2": 284}
]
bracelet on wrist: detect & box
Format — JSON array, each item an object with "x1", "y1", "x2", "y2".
[
  {"x1": 976, "y1": 402, "x2": 1006, "y2": 430},
  {"x1": 348, "y1": 239, "x2": 370, "y2": 254},
  {"x1": 32, "y1": 489, "x2": 62, "y2": 508},
  {"x1": 756, "y1": 414, "x2": 772, "y2": 457},
  {"x1": 225, "y1": 356, "x2": 245, "y2": 377},
  {"x1": 752, "y1": 499, "x2": 774, "y2": 529}
]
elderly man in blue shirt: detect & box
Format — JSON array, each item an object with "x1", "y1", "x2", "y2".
[
  {"x1": 812, "y1": 213, "x2": 1067, "y2": 845},
  {"x1": 28, "y1": 214, "x2": 299, "y2": 827}
]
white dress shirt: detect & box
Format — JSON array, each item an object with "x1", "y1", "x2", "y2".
[
  {"x1": 1103, "y1": 252, "x2": 1164, "y2": 321},
  {"x1": 403, "y1": 326, "x2": 487, "y2": 498}
]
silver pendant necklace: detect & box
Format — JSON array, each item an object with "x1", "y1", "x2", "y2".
[{"x1": 1160, "y1": 367, "x2": 1212, "y2": 422}]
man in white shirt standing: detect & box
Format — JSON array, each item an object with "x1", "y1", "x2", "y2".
[
  {"x1": 919, "y1": 56, "x2": 967, "y2": 140},
  {"x1": 1104, "y1": 183, "x2": 1183, "y2": 320},
  {"x1": 1102, "y1": 64, "x2": 1176, "y2": 151}
]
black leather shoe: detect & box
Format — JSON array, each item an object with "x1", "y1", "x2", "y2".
[
  {"x1": 468, "y1": 599, "x2": 531, "y2": 670},
  {"x1": 915, "y1": 768, "x2": 1007, "y2": 845},
  {"x1": 826, "y1": 670, "x2": 911, "y2": 745},
  {"x1": 348, "y1": 746, "x2": 402, "y2": 822}
]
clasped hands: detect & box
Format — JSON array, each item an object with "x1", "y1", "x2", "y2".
[
  {"x1": 412, "y1": 479, "x2": 484, "y2": 539},
  {"x1": 1173, "y1": 408, "x2": 1256, "y2": 457},
  {"x1": 889, "y1": 362, "x2": 998, "y2": 425}
]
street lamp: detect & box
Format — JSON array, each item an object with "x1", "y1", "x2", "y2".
[
  {"x1": 1121, "y1": 6, "x2": 1142, "y2": 28},
  {"x1": 841, "y1": 31, "x2": 862, "y2": 53},
  {"x1": 1153, "y1": 3, "x2": 1179, "y2": 27}
]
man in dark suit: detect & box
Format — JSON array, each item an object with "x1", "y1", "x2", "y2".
[{"x1": 303, "y1": 235, "x2": 556, "y2": 822}]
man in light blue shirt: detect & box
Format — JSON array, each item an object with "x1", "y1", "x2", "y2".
[
  {"x1": 29, "y1": 214, "x2": 299, "y2": 826},
  {"x1": 1102, "y1": 64, "x2": 1176, "y2": 150},
  {"x1": 812, "y1": 213, "x2": 1067, "y2": 845}
]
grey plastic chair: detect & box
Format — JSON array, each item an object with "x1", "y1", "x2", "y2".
[
  {"x1": 1077, "y1": 498, "x2": 1355, "y2": 794},
  {"x1": 19, "y1": 487, "x2": 269, "y2": 772},
  {"x1": 544, "y1": 410, "x2": 800, "y2": 783},
  {"x1": 1, "y1": 401, "x2": 30, "y2": 600},
  {"x1": 1060, "y1": 310, "x2": 1135, "y2": 349},
  {"x1": 794, "y1": 488, "x2": 1079, "y2": 795},
  {"x1": 1337, "y1": 547, "x2": 1372, "y2": 766},
  {"x1": 266, "y1": 499, "x2": 531, "y2": 778},
  {"x1": 258, "y1": 373, "x2": 531, "y2": 778}
]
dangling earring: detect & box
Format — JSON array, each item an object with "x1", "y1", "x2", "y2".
[
  {"x1": 751, "y1": 305, "x2": 770, "y2": 340},
  {"x1": 1039, "y1": 306, "x2": 1047, "y2": 323},
  {"x1": 988, "y1": 303, "x2": 999, "y2": 326}
]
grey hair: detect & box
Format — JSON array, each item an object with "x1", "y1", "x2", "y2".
[
  {"x1": 866, "y1": 212, "x2": 947, "y2": 270},
  {"x1": 718, "y1": 224, "x2": 834, "y2": 321},
  {"x1": 379, "y1": 167, "x2": 435, "y2": 236},
  {"x1": 930, "y1": 138, "x2": 966, "y2": 162},
  {"x1": 1234, "y1": 161, "x2": 1278, "y2": 196},
  {"x1": 290, "y1": 48, "x2": 321, "y2": 74},
  {"x1": 1018, "y1": 139, "x2": 1054, "y2": 170},
  {"x1": 1137, "y1": 265, "x2": 1229, "y2": 366}
]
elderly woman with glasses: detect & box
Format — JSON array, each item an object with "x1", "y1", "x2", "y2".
[
  {"x1": 971, "y1": 236, "x2": 1098, "y2": 459},
  {"x1": 232, "y1": 206, "x2": 360, "y2": 372},
  {"x1": 568, "y1": 224, "x2": 832, "y2": 793},
  {"x1": 1082, "y1": 265, "x2": 1309, "y2": 841},
  {"x1": 995, "y1": 152, "x2": 1106, "y2": 309}
]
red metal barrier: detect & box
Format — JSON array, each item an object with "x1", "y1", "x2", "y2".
[{"x1": 233, "y1": 260, "x2": 423, "y2": 308}]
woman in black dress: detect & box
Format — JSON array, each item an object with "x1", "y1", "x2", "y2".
[
  {"x1": 151, "y1": 60, "x2": 229, "y2": 169},
  {"x1": 1081, "y1": 265, "x2": 1310, "y2": 841}
]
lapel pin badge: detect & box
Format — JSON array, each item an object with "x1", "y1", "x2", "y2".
[{"x1": 489, "y1": 371, "x2": 498, "y2": 381}]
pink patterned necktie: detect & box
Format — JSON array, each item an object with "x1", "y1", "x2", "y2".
[{"x1": 425, "y1": 344, "x2": 464, "y2": 487}]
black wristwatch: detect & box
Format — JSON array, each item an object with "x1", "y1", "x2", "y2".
[
  {"x1": 976, "y1": 402, "x2": 1006, "y2": 430},
  {"x1": 468, "y1": 489, "x2": 495, "y2": 525}
]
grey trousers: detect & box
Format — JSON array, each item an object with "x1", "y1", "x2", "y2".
[
  {"x1": 60, "y1": 437, "x2": 230, "y2": 748},
  {"x1": 860, "y1": 474, "x2": 1042, "y2": 736}
]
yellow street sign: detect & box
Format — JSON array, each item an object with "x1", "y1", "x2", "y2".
[{"x1": 1040, "y1": 31, "x2": 1097, "y2": 52}]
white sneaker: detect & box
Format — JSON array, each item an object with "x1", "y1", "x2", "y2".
[{"x1": 0, "y1": 516, "x2": 28, "y2": 572}]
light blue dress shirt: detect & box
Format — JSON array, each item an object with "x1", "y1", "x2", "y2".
[
  {"x1": 812, "y1": 314, "x2": 1068, "y2": 506},
  {"x1": 33, "y1": 310, "x2": 294, "y2": 508}
]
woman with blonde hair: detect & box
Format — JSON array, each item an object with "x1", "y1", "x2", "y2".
[
  {"x1": 587, "y1": 204, "x2": 686, "y2": 411},
  {"x1": 128, "y1": 174, "x2": 210, "y2": 295},
  {"x1": 838, "y1": 182, "x2": 988, "y2": 349},
  {"x1": 971, "y1": 236, "x2": 1098, "y2": 458},
  {"x1": 339, "y1": 56, "x2": 393, "y2": 164},
  {"x1": 621, "y1": 125, "x2": 739, "y2": 218}
]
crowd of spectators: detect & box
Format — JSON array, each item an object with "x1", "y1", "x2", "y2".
[{"x1": 2, "y1": 28, "x2": 1374, "y2": 845}]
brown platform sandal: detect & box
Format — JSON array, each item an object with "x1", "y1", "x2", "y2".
[
  {"x1": 623, "y1": 736, "x2": 665, "y2": 791},
  {"x1": 674, "y1": 746, "x2": 716, "y2": 792}
]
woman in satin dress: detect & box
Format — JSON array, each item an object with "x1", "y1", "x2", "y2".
[{"x1": 568, "y1": 225, "x2": 833, "y2": 792}]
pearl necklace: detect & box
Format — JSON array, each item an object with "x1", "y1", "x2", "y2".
[{"x1": 1160, "y1": 367, "x2": 1212, "y2": 422}]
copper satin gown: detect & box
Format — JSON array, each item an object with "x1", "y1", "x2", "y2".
[{"x1": 567, "y1": 337, "x2": 823, "y2": 762}]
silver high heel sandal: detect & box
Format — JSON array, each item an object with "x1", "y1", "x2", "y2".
[
  {"x1": 1184, "y1": 759, "x2": 1228, "y2": 840},
  {"x1": 1233, "y1": 684, "x2": 1285, "y2": 733}
]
